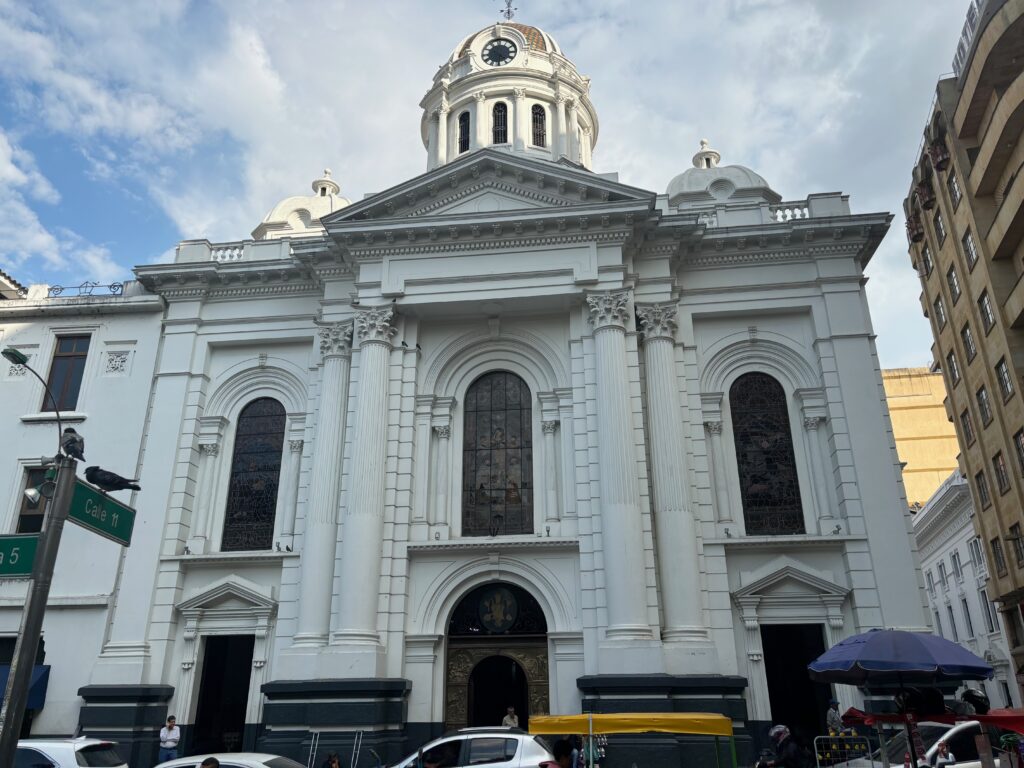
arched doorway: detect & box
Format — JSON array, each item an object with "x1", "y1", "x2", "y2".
[{"x1": 445, "y1": 582, "x2": 548, "y2": 730}]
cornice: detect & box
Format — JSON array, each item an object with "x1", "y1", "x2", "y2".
[
  {"x1": 0, "y1": 294, "x2": 165, "y2": 319},
  {"x1": 406, "y1": 536, "x2": 579, "y2": 554},
  {"x1": 135, "y1": 260, "x2": 322, "y2": 302}
]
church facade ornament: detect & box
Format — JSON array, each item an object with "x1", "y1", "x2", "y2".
[
  {"x1": 635, "y1": 303, "x2": 678, "y2": 341},
  {"x1": 586, "y1": 290, "x2": 631, "y2": 331},
  {"x1": 355, "y1": 308, "x2": 398, "y2": 346}
]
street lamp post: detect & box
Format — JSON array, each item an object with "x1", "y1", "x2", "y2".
[{"x1": 0, "y1": 347, "x2": 77, "y2": 766}]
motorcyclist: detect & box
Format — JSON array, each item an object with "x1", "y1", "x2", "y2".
[{"x1": 756, "y1": 725, "x2": 805, "y2": 768}]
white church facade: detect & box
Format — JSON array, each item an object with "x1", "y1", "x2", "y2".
[{"x1": 0, "y1": 20, "x2": 929, "y2": 768}]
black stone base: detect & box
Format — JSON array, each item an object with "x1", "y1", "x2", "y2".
[
  {"x1": 258, "y1": 678, "x2": 412, "y2": 766},
  {"x1": 77, "y1": 684, "x2": 174, "y2": 768},
  {"x1": 577, "y1": 674, "x2": 752, "y2": 768}
]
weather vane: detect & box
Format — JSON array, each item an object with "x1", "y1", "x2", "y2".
[{"x1": 496, "y1": 0, "x2": 516, "y2": 20}]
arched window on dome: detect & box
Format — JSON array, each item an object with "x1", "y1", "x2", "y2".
[
  {"x1": 222, "y1": 397, "x2": 286, "y2": 551},
  {"x1": 531, "y1": 105, "x2": 546, "y2": 148},
  {"x1": 492, "y1": 102, "x2": 508, "y2": 145},
  {"x1": 462, "y1": 371, "x2": 533, "y2": 537},
  {"x1": 458, "y1": 111, "x2": 471, "y2": 154},
  {"x1": 729, "y1": 372, "x2": 804, "y2": 535}
]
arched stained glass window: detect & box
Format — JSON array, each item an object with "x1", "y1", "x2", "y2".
[
  {"x1": 492, "y1": 102, "x2": 508, "y2": 144},
  {"x1": 729, "y1": 373, "x2": 804, "y2": 535},
  {"x1": 462, "y1": 371, "x2": 533, "y2": 537},
  {"x1": 222, "y1": 397, "x2": 286, "y2": 551},
  {"x1": 531, "y1": 105, "x2": 546, "y2": 148},
  {"x1": 458, "y1": 111, "x2": 471, "y2": 154}
]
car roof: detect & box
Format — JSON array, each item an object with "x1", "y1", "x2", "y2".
[
  {"x1": 162, "y1": 754, "x2": 282, "y2": 765},
  {"x1": 443, "y1": 726, "x2": 526, "y2": 736},
  {"x1": 20, "y1": 737, "x2": 117, "y2": 748}
]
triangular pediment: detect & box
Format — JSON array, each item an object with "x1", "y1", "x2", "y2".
[
  {"x1": 176, "y1": 574, "x2": 276, "y2": 614},
  {"x1": 733, "y1": 565, "x2": 848, "y2": 601}
]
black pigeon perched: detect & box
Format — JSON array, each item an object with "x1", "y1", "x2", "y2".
[
  {"x1": 85, "y1": 466, "x2": 141, "y2": 493},
  {"x1": 61, "y1": 427, "x2": 85, "y2": 461}
]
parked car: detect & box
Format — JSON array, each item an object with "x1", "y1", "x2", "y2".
[
  {"x1": 16, "y1": 738, "x2": 128, "y2": 768},
  {"x1": 391, "y1": 727, "x2": 554, "y2": 768},
  {"x1": 832, "y1": 720, "x2": 1012, "y2": 768},
  {"x1": 156, "y1": 754, "x2": 305, "y2": 768}
]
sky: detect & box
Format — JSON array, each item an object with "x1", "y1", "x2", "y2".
[{"x1": 0, "y1": 0, "x2": 969, "y2": 368}]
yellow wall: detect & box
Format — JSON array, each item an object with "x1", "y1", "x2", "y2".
[{"x1": 882, "y1": 368, "x2": 960, "y2": 507}]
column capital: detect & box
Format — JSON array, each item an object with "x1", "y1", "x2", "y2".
[
  {"x1": 635, "y1": 302, "x2": 678, "y2": 341},
  {"x1": 433, "y1": 425, "x2": 451, "y2": 440},
  {"x1": 473, "y1": 90, "x2": 486, "y2": 102},
  {"x1": 586, "y1": 290, "x2": 631, "y2": 331},
  {"x1": 289, "y1": 439, "x2": 304, "y2": 453},
  {"x1": 704, "y1": 421, "x2": 723, "y2": 435},
  {"x1": 317, "y1": 320, "x2": 354, "y2": 359},
  {"x1": 513, "y1": 87, "x2": 526, "y2": 100},
  {"x1": 803, "y1": 415, "x2": 826, "y2": 431},
  {"x1": 355, "y1": 307, "x2": 398, "y2": 347},
  {"x1": 541, "y1": 420, "x2": 559, "y2": 435},
  {"x1": 198, "y1": 442, "x2": 220, "y2": 457}
]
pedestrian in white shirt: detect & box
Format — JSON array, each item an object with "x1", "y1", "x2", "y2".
[{"x1": 159, "y1": 715, "x2": 181, "y2": 763}]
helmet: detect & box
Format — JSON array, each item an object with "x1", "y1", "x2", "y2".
[
  {"x1": 962, "y1": 688, "x2": 991, "y2": 714},
  {"x1": 768, "y1": 725, "x2": 790, "y2": 742}
]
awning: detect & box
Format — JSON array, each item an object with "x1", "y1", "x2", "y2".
[
  {"x1": 0, "y1": 665, "x2": 51, "y2": 710},
  {"x1": 841, "y1": 706, "x2": 1024, "y2": 735},
  {"x1": 529, "y1": 712, "x2": 734, "y2": 737}
]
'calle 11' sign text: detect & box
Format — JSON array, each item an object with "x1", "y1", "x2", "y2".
[{"x1": 68, "y1": 478, "x2": 136, "y2": 547}]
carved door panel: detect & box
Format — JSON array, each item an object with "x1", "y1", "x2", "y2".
[{"x1": 444, "y1": 643, "x2": 549, "y2": 730}]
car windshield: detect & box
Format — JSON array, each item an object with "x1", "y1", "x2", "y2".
[
  {"x1": 265, "y1": 758, "x2": 307, "y2": 768},
  {"x1": 878, "y1": 725, "x2": 954, "y2": 762},
  {"x1": 76, "y1": 743, "x2": 125, "y2": 767}
]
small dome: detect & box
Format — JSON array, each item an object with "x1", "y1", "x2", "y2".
[
  {"x1": 667, "y1": 140, "x2": 778, "y2": 206},
  {"x1": 253, "y1": 169, "x2": 351, "y2": 241}
]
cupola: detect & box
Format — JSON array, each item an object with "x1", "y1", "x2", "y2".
[{"x1": 253, "y1": 169, "x2": 351, "y2": 240}]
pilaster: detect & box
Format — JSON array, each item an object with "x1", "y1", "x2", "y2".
[{"x1": 512, "y1": 88, "x2": 527, "y2": 152}]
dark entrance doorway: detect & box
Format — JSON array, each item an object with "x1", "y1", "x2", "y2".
[
  {"x1": 761, "y1": 624, "x2": 831, "y2": 746},
  {"x1": 193, "y1": 635, "x2": 254, "y2": 754},
  {"x1": 469, "y1": 655, "x2": 529, "y2": 729}
]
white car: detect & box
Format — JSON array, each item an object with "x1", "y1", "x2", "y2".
[
  {"x1": 155, "y1": 754, "x2": 305, "y2": 768},
  {"x1": 835, "y1": 719, "x2": 1011, "y2": 768},
  {"x1": 16, "y1": 738, "x2": 128, "y2": 768},
  {"x1": 391, "y1": 727, "x2": 554, "y2": 768}
]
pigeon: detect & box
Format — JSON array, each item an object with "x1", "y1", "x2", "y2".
[
  {"x1": 61, "y1": 427, "x2": 85, "y2": 461},
  {"x1": 85, "y1": 466, "x2": 141, "y2": 493}
]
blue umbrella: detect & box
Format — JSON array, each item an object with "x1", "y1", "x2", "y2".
[{"x1": 808, "y1": 628, "x2": 993, "y2": 685}]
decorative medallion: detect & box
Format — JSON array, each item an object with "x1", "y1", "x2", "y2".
[{"x1": 478, "y1": 586, "x2": 518, "y2": 632}]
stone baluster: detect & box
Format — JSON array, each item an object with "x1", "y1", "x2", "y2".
[
  {"x1": 542, "y1": 421, "x2": 559, "y2": 523},
  {"x1": 512, "y1": 88, "x2": 526, "y2": 151},
  {"x1": 803, "y1": 416, "x2": 834, "y2": 532},
  {"x1": 277, "y1": 438, "x2": 303, "y2": 543},
  {"x1": 432, "y1": 425, "x2": 451, "y2": 527},
  {"x1": 293, "y1": 321, "x2": 353, "y2": 646},
  {"x1": 703, "y1": 421, "x2": 734, "y2": 524},
  {"x1": 636, "y1": 303, "x2": 708, "y2": 644},
  {"x1": 586, "y1": 290, "x2": 652, "y2": 640}
]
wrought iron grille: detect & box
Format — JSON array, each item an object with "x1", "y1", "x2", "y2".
[
  {"x1": 531, "y1": 105, "x2": 546, "y2": 147},
  {"x1": 448, "y1": 583, "x2": 547, "y2": 636},
  {"x1": 492, "y1": 102, "x2": 508, "y2": 144},
  {"x1": 221, "y1": 397, "x2": 285, "y2": 551},
  {"x1": 462, "y1": 371, "x2": 533, "y2": 537},
  {"x1": 729, "y1": 372, "x2": 805, "y2": 535},
  {"x1": 458, "y1": 111, "x2": 471, "y2": 154}
]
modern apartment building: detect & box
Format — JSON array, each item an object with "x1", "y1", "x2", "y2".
[{"x1": 905, "y1": 0, "x2": 1024, "y2": 676}]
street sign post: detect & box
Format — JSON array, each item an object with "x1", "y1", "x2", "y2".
[
  {"x1": 0, "y1": 535, "x2": 38, "y2": 578},
  {"x1": 68, "y1": 478, "x2": 136, "y2": 546}
]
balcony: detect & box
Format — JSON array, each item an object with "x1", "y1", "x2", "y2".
[
  {"x1": 986, "y1": 153, "x2": 1024, "y2": 259},
  {"x1": 907, "y1": 212, "x2": 926, "y2": 244},
  {"x1": 1004, "y1": 269, "x2": 1024, "y2": 327},
  {"x1": 916, "y1": 179, "x2": 938, "y2": 210}
]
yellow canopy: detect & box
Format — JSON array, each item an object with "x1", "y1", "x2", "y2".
[{"x1": 528, "y1": 713, "x2": 733, "y2": 738}]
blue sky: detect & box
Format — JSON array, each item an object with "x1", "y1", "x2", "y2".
[{"x1": 0, "y1": 0, "x2": 968, "y2": 367}]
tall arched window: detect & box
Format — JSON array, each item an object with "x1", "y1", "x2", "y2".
[
  {"x1": 729, "y1": 373, "x2": 804, "y2": 535},
  {"x1": 492, "y1": 102, "x2": 508, "y2": 144},
  {"x1": 531, "y1": 105, "x2": 546, "y2": 148},
  {"x1": 222, "y1": 397, "x2": 286, "y2": 551},
  {"x1": 462, "y1": 371, "x2": 533, "y2": 536},
  {"x1": 458, "y1": 111, "x2": 471, "y2": 154}
]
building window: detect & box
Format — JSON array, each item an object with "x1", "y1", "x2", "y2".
[
  {"x1": 462, "y1": 371, "x2": 534, "y2": 537},
  {"x1": 458, "y1": 111, "x2": 471, "y2": 154},
  {"x1": 992, "y1": 537, "x2": 1008, "y2": 575},
  {"x1": 976, "y1": 470, "x2": 992, "y2": 508},
  {"x1": 977, "y1": 385, "x2": 993, "y2": 426},
  {"x1": 961, "y1": 324, "x2": 977, "y2": 362},
  {"x1": 926, "y1": 569, "x2": 936, "y2": 596},
  {"x1": 996, "y1": 358, "x2": 1015, "y2": 400},
  {"x1": 1011, "y1": 523, "x2": 1024, "y2": 566},
  {"x1": 961, "y1": 409, "x2": 976, "y2": 446},
  {"x1": 921, "y1": 244, "x2": 934, "y2": 276},
  {"x1": 951, "y1": 550, "x2": 964, "y2": 582},
  {"x1": 981, "y1": 588, "x2": 997, "y2": 633},
  {"x1": 42, "y1": 335, "x2": 90, "y2": 411},
  {"x1": 946, "y1": 266, "x2": 961, "y2": 303},
  {"x1": 995, "y1": 452, "x2": 1012, "y2": 495},
  {"x1": 962, "y1": 229, "x2": 979, "y2": 270},
  {"x1": 221, "y1": 398, "x2": 286, "y2": 552},
  {"x1": 492, "y1": 102, "x2": 508, "y2": 144},
  {"x1": 947, "y1": 604, "x2": 959, "y2": 642},
  {"x1": 934, "y1": 210, "x2": 947, "y2": 244},
  {"x1": 933, "y1": 296, "x2": 947, "y2": 329},
  {"x1": 946, "y1": 351, "x2": 961, "y2": 386},
  {"x1": 730, "y1": 372, "x2": 805, "y2": 535},
  {"x1": 531, "y1": 105, "x2": 546, "y2": 147},
  {"x1": 948, "y1": 172, "x2": 963, "y2": 209},
  {"x1": 969, "y1": 536, "x2": 987, "y2": 575},
  {"x1": 937, "y1": 561, "x2": 948, "y2": 589},
  {"x1": 1014, "y1": 430, "x2": 1024, "y2": 476},
  {"x1": 934, "y1": 608, "x2": 945, "y2": 638},
  {"x1": 15, "y1": 467, "x2": 48, "y2": 534},
  {"x1": 979, "y1": 291, "x2": 996, "y2": 333},
  {"x1": 962, "y1": 597, "x2": 975, "y2": 638}
]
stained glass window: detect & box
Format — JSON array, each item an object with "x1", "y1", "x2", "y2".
[
  {"x1": 729, "y1": 372, "x2": 805, "y2": 535},
  {"x1": 448, "y1": 583, "x2": 547, "y2": 636},
  {"x1": 221, "y1": 397, "x2": 285, "y2": 551},
  {"x1": 462, "y1": 371, "x2": 533, "y2": 537}
]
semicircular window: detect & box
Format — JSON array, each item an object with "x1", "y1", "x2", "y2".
[
  {"x1": 729, "y1": 372, "x2": 804, "y2": 535},
  {"x1": 222, "y1": 397, "x2": 286, "y2": 551},
  {"x1": 462, "y1": 371, "x2": 533, "y2": 537},
  {"x1": 448, "y1": 583, "x2": 547, "y2": 637}
]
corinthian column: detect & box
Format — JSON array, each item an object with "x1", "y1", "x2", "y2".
[
  {"x1": 437, "y1": 105, "x2": 449, "y2": 166},
  {"x1": 586, "y1": 291, "x2": 652, "y2": 640},
  {"x1": 333, "y1": 307, "x2": 396, "y2": 653},
  {"x1": 803, "y1": 416, "x2": 833, "y2": 532},
  {"x1": 704, "y1": 421, "x2": 733, "y2": 523},
  {"x1": 472, "y1": 91, "x2": 487, "y2": 150},
  {"x1": 554, "y1": 95, "x2": 567, "y2": 159},
  {"x1": 636, "y1": 303, "x2": 709, "y2": 648},
  {"x1": 542, "y1": 421, "x2": 559, "y2": 523},
  {"x1": 293, "y1": 321, "x2": 353, "y2": 647},
  {"x1": 512, "y1": 88, "x2": 526, "y2": 151},
  {"x1": 189, "y1": 442, "x2": 221, "y2": 552},
  {"x1": 432, "y1": 425, "x2": 451, "y2": 526}
]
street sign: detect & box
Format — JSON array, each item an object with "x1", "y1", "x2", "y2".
[
  {"x1": 0, "y1": 535, "x2": 39, "y2": 578},
  {"x1": 68, "y1": 478, "x2": 136, "y2": 546}
]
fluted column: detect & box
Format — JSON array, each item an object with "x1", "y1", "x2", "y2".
[
  {"x1": 293, "y1": 321, "x2": 353, "y2": 647},
  {"x1": 432, "y1": 425, "x2": 451, "y2": 526},
  {"x1": 542, "y1": 421, "x2": 559, "y2": 523},
  {"x1": 278, "y1": 439, "x2": 303, "y2": 542},
  {"x1": 334, "y1": 307, "x2": 396, "y2": 646},
  {"x1": 636, "y1": 303, "x2": 707, "y2": 643},
  {"x1": 436, "y1": 106, "x2": 449, "y2": 166},
  {"x1": 803, "y1": 416, "x2": 833, "y2": 532},
  {"x1": 472, "y1": 91, "x2": 487, "y2": 150},
  {"x1": 586, "y1": 291, "x2": 652, "y2": 640},
  {"x1": 512, "y1": 88, "x2": 526, "y2": 151},
  {"x1": 190, "y1": 442, "x2": 221, "y2": 550},
  {"x1": 704, "y1": 421, "x2": 734, "y2": 524},
  {"x1": 554, "y1": 95, "x2": 567, "y2": 159}
]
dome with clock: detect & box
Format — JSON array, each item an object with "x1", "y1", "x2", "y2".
[{"x1": 419, "y1": 19, "x2": 598, "y2": 171}]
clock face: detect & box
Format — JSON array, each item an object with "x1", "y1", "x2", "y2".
[{"x1": 482, "y1": 38, "x2": 517, "y2": 66}]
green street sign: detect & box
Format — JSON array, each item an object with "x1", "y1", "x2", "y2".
[
  {"x1": 0, "y1": 534, "x2": 39, "y2": 577},
  {"x1": 68, "y1": 478, "x2": 136, "y2": 547}
]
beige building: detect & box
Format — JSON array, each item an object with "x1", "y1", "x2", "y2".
[
  {"x1": 905, "y1": 0, "x2": 1024, "y2": 675},
  {"x1": 882, "y1": 368, "x2": 960, "y2": 507}
]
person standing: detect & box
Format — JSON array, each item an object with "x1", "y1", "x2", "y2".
[
  {"x1": 501, "y1": 706, "x2": 519, "y2": 727},
  {"x1": 158, "y1": 715, "x2": 181, "y2": 763},
  {"x1": 826, "y1": 699, "x2": 844, "y2": 734}
]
